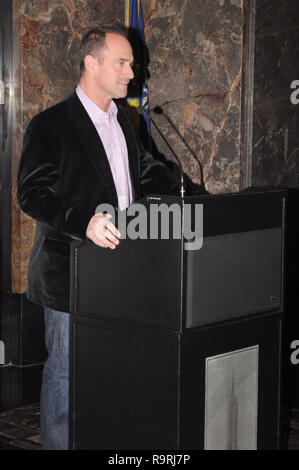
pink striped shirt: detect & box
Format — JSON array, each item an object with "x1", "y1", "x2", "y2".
[{"x1": 76, "y1": 85, "x2": 133, "y2": 210}]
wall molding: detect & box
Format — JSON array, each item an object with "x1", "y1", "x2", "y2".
[{"x1": 240, "y1": 0, "x2": 256, "y2": 190}]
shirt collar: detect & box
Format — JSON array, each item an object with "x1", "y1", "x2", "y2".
[{"x1": 76, "y1": 85, "x2": 118, "y2": 124}]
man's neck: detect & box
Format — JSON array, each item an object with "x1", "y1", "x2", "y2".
[{"x1": 78, "y1": 79, "x2": 112, "y2": 113}]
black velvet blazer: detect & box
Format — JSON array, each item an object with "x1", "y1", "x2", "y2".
[{"x1": 17, "y1": 91, "x2": 179, "y2": 312}]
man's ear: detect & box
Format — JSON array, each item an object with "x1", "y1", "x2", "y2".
[{"x1": 84, "y1": 54, "x2": 97, "y2": 73}]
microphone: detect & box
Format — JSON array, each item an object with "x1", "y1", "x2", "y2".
[
  {"x1": 137, "y1": 104, "x2": 185, "y2": 198},
  {"x1": 153, "y1": 106, "x2": 204, "y2": 189}
]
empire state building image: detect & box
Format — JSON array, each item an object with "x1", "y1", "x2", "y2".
[{"x1": 226, "y1": 375, "x2": 238, "y2": 450}]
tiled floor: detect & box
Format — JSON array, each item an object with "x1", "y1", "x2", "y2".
[
  {"x1": 0, "y1": 403, "x2": 298, "y2": 450},
  {"x1": 0, "y1": 404, "x2": 41, "y2": 450}
]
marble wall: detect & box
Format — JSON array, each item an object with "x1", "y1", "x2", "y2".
[
  {"x1": 250, "y1": 0, "x2": 299, "y2": 188},
  {"x1": 12, "y1": 0, "x2": 125, "y2": 292},
  {"x1": 12, "y1": 0, "x2": 244, "y2": 293},
  {"x1": 143, "y1": 0, "x2": 243, "y2": 193}
]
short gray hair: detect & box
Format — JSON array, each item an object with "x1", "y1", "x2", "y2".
[{"x1": 79, "y1": 26, "x2": 128, "y2": 76}]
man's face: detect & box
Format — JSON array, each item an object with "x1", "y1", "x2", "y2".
[{"x1": 92, "y1": 33, "x2": 134, "y2": 100}]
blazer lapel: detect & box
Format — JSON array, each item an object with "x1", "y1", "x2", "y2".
[
  {"x1": 67, "y1": 91, "x2": 118, "y2": 207},
  {"x1": 116, "y1": 105, "x2": 140, "y2": 200}
]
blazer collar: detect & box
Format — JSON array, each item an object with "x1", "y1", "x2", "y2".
[
  {"x1": 67, "y1": 91, "x2": 118, "y2": 206},
  {"x1": 66, "y1": 91, "x2": 139, "y2": 206}
]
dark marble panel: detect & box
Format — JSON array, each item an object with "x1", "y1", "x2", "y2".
[
  {"x1": 1, "y1": 293, "x2": 20, "y2": 364},
  {"x1": 20, "y1": 297, "x2": 47, "y2": 366},
  {"x1": 0, "y1": 364, "x2": 43, "y2": 412},
  {"x1": 20, "y1": 364, "x2": 44, "y2": 407},
  {"x1": 1, "y1": 293, "x2": 46, "y2": 365},
  {"x1": 142, "y1": 0, "x2": 243, "y2": 193},
  {"x1": 249, "y1": 3, "x2": 299, "y2": 404},
  {"x1": 0, "y1": 292, "x2": 46, "y2": 411},
  {"x1": 251, "y1": 0, "x2": 299, "y2": 188}
]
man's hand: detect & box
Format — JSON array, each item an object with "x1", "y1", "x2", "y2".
[{"x1": 86, "y1": 213, "x2": 121, "y2": 249}]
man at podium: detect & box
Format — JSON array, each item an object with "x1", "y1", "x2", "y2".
[{"x1": 17, "y1": 26, "x2": 179, "y2": 449}]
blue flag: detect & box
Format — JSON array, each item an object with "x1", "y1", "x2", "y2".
[{"x1": 126, "y1": 0, "x2": 151, "y2": 138}]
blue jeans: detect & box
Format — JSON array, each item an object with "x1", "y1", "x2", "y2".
[{"x1": 40, "y1": 307, "x2": 69, "y2": 450}]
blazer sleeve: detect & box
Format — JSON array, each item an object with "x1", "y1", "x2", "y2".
[
  {"x1": 139, "y1": 144, "x2": 181, "y2": 196},
  {"x1": 17, "y1": 115, "x2": 93, "y2": 240},
  {"x1": 137, "y1": 138, "x2": 180, "y2": 196}
]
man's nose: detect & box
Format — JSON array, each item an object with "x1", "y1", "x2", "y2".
[{"x1": 127, "y1": 64, "x2": 134, "y2": 79}]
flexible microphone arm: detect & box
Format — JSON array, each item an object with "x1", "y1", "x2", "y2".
[
  {"x1": 153, "y1": 106, "x2": 204, "y2": 188},
  {"x1": 137, "y1": 105, "x2": 185, "y2": 198}
]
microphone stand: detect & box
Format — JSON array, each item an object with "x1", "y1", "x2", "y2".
[
  {"x1": 153, "y1": 106, "x2": 205, "y2": 190},
  {"x1": 137, "y1": 106, "x2": 185, "y2": 198}
]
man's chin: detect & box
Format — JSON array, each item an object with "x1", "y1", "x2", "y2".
[{"x1": 117, "y1": 85, "x2": 128, "y2": 98}]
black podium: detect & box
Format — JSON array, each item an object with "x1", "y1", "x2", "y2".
[{"x1": 69, "y1": 190, "x2": 286, "y2": 450}]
